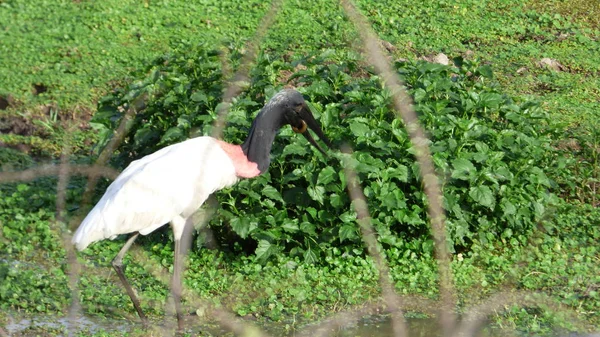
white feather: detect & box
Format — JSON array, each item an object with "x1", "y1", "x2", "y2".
[{"x1": 72, "y1": 136, "x2": 239, "y2": 251}]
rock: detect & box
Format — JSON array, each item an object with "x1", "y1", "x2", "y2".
[
  {"x1": 433, "y1": 53, "x2": 449, "y2": 65},
  {"x1": 516, "y1": 67, "x2": 528, "y2": 74},
  {"x1": 381, "y1": 40, "x2": 397, "y2": 53},
  {"x1": 537, "y1": 58, "x2": 565, "y2": 71}
]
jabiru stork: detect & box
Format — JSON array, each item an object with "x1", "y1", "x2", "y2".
[{"x1": 72, "y1": 89, "x2": 331, "y2": 330}]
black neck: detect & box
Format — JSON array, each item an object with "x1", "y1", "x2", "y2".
[{"x1": 241, "y1": 105, "x2": 287, "y2": 173}]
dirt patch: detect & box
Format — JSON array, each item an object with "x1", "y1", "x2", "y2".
[
  {"x1": 556, "y1": 138, "x2": 582, "y2": 152},
  {"x1": 32, "y1": 83, "x2": 48, "y2": 96},
  {"x1": 532, "y1": 82, "x2": 559, "y2": 94},
  {"x1": 0, "y1": 95, "x2": 14, "y2": 110},
  {"x1": 278, "y1": 64, "x2": 307, "y2": 88},
  {"x1": 526, "y1": 0, "x2": 600, "y2": 30},
  {"x1": 0, "y1": 115, "x2": 36, "y2": 137}
]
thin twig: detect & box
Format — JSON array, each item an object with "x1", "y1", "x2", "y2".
[
  {"x1": 212, "y1": 308, "x2": 274, "y2": 337},
  {"x1": 300, "y1": 301, "x2": 383, "y2": 337},
  {"x1": 172, "y1": 0, "x2": 284, "y2": 333},
  {"x1": 79, "y1": 94, "x2": 147, "y2": 213},
  {"x1": 210, "y1": 0, "x2": 284, "y2": 140},
  {"x1": 340, "y1": 144, "x2": 408, "y2": 337},
  {"x1": 340, "y1": 0, "x2": 456, "y2": 334},
  {"x1": 53, "y1": 127, "x2": 81, "y2": 337},
  {"x1": 0, "y1": 164, "x2": 119, "y2": 183}
]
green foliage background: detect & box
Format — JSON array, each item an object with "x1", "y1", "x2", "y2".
[
  {"x1": 1, "y1": 0, "x2": 599, "y2": 335},
  {"x1": 91, "y1": 45, "x2": 564, "y2": 262}
]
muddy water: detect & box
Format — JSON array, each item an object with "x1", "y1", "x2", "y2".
[
  {"x1": 5, "y1": 314, "x2": 598, "y2": 336},
  {"x1": 3, "y1": 314, "x2": 475, "y2": 336},
  {"x1": 266, "y1": 315, "x2": 506, "y2": 337}
]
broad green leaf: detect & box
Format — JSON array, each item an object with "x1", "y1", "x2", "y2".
[
  {"x1": 477, "y1": 65, "x2": 494, "y2": 79},
  {"x1": 349, "y1": 121, "x2": 370, "y2": 137},
  {"x1": 230, "y1": 217, "x2": 255, "y2": 239},
  {"x1": 282, "y1": 143, "x2": 308, "y2": 157},
  {"x1": 382, "y1": 166, "x2": 408, "y2": 182},
  {"x1": 262, "y1": 185, "x2": 283, "y2": 203},
  {"x1": 495, "y1": 166, "x2": 513, "y2": 181},
  {"x1": 339, "y1": 224, "x2": 357, "y2": 243},
  {"x1": 317, "y1": 166, "x2": 337, "y2": 185},
  {"x1": 300, "y1": 222, "x2": 316, "y2": 235},
  {"x1": 282, "y1": 220, "x2": 299, "y2": 233},
  {"x1": 305, "y1": 207, "x2": 317, "y2": 219},
  {"x1": 501, "y1": 199, "x2": 516, "y2": 215},
  {"x1": 469, "y1": 185, "x2": 495, "y2": 209},
  {"x1": 190, "y1": 91, "x2": 208, "y2": 103},
  {"x1": 303, "y1": 248, "x2": 318, "y2": 264},
  {"x1": 307, "y1": 185, "x2": 325, "y2": 204},
  {"x1": 413, "y1": 88, "x2": 427, "y2": 103},
  {"x1": 160, "y1": 126, "x2": 184, "y2": 144},
  {"x1": 339, "y1": 211, "x2": 356, "y2": 223},
  {"x1": 451, "y1": 158, "x2": 476, "y2": 180},
  {"x1": 133, "y1": 127, "x2": 154, "y2": 146},
  {"x1": 329, "y1": 193, "x2": 344, "y2": 208},
  {"x1": 255, "y1": 240, "x2": 278, "y2": 261}
]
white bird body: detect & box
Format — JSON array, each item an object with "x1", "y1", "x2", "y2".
[{"x1": 72, "y1": 136, "x2": 242, "y2": 250}]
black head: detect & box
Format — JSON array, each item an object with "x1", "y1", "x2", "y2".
[
  {"x1": 273, "y1": 89, "x2": 332, "y2": 155},
  {"x1": 241, "y1": 89, "x2": 332, "y2": 173}
]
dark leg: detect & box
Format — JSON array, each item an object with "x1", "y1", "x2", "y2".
[
  {"x1": 172, "y1": 237, "x2": 184, "y2": 331},
  {"x1": 171, "y1": 217, "x2": 195, "y2": 332},
  {"x1": 112, "y1": 232, "x2": 148, "y2": 325}
]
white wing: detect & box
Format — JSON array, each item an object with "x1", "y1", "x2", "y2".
[{"x1": 72, "y1": 136, "x2": 239, "y2": 250}]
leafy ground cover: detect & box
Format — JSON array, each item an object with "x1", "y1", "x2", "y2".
[{"x1": 1, "y1": 0, "x2": 599, "y2": 336}]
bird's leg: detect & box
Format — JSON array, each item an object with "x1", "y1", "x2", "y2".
[
  {"x1": 172, "y1": 236, "x2": 184, "y2": 331},
  {"x1": 170, "y1": 216, "x2": 195, "y2": 332},
  {"x1": 112, "y1": 232, "x2": 148, "y2": 326}
]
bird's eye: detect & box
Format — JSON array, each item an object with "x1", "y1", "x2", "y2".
[{"x1": 294, "y1": 102, "x2": 303, "y2": 112}]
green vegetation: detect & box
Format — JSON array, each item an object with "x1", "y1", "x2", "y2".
[{"x1": 1, "y1": 0, "x2": 599, "y2": 336}]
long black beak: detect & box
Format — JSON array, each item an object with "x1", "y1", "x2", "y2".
[{"x1": 293, "y1": 104, "x2": 332, "y2": 156}]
